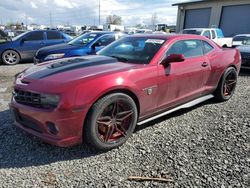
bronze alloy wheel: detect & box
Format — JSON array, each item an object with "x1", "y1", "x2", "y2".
[
  {"x1": 223, "y1": 71, "x2": 237, "y2": 97},
  {"x1": 85, "y1": 93, "x2": 138, "y2": 150},
  {"x1": 215, "y1": 67, "x2": 237, "y2": 102},
  {"x1": 96, "y1": 100, "x2": 134, "y2": 143}
]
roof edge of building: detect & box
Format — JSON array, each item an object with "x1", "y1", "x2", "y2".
[{"x1": 172, "y1": 0, "x2": 212, "y2": 6}]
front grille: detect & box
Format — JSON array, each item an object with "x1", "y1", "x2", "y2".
[
  {"x1": 242, "y1": 60, "x2": 250, "y2": 67},
  {"x1": 241, "y1": 52, "x2": 250, "y2": 60},
  {"x1": 13, "y1": 88, "x2": 42, "y2": 108}
]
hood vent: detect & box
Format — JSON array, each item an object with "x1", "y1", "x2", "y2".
[{"x1": 49, "y1": 58, "x2": 87, "y2": 69}]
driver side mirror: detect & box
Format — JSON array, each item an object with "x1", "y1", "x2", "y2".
[{"x1": 161, "y1": 54, "x2": 185, "y2": 67}]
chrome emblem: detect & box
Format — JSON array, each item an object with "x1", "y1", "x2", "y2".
[
  {"x1": 147, "y1": 88, "x2": 153, "y2": 95},
  {"x1": 143, "y1": 85, "x2": 157, "y2": 95}
]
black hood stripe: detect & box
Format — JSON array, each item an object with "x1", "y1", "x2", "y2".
[{"x1": 29, "y1": 56, "x2": 118, "y2": 79}]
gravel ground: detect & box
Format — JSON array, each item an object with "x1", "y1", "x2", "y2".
[{"x1": 0, "y1": 63, "x2": 249, "y2": 187}]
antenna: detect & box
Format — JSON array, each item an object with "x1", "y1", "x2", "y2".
[{"x1": 99, "y1": 0, "x2": 101, "y2": 25}]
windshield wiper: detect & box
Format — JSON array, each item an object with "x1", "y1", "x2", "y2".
[{"x1": 110, "y1": 55, "x2": 128, "y2": 62}]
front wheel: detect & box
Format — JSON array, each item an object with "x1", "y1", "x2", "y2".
[
  {"x1": 2, "y1": 50, "x2": 20, "y2": 65},
  {"x1": 84, "y1": 93, "x2": 138, "y2": 151},
  {"x1": 214, "y1": 67, "x2": 237, "y2": 102}
]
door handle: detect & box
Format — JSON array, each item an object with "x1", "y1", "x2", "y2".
[
  {"x1": 40, "y1": 41, "x2": 45, "y2": 45},
  {"x1": 201, "y1": 62, "x2": 208, "y2": 67}
]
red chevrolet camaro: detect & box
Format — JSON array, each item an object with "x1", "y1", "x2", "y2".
[{"x1": 10, "y1": 34, "x2": 241, "y2": 150}]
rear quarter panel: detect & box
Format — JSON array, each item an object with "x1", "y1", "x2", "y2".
[{"x1": 207, "y1": 47, "x2": 241, "y2": 89}]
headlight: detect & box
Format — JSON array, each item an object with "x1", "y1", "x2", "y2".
[
  {"x1": 40, "y1": 94, "x2": 60, "y2": 109},
  {"x1": 44, "y1": 53, "x2": 65, "y2": 61}
]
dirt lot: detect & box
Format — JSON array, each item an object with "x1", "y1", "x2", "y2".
[{"x1": 0, "y1": 63, "x2": 249, "y2": 187}]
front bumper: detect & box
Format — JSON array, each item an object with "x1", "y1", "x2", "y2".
[
  {"x1": 10, "y1": 98, "x2": 86, "y2": 147},
  {"x1": 242, "y1": 59, "x2": 250, "y2": 69},
  {"x1": 240, "y1": 52, "x2": 250, "y2": 68}
]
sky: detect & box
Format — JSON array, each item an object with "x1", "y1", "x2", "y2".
[{"x1": 0, "y1": 0, "x2": 184, "y2": 27}]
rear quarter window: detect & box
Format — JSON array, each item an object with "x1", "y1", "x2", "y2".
[
  {"x1": 203, "y1": 41, "x2": 214, "y2": 54},
  {"x1": 47, "y1": 31, "x2": 62, "y2": 40}
]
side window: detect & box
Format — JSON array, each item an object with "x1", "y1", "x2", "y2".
[
  {"x1": 203, "y1": 41, "x2": 214, "y2": 54},
  {"x1": 166, "y1": 40, "x2": 203, "y2": 58},
  {"x1": 202, "y1": 30, "x2": 211, "y2": 39},
  {"x1": 25, "y1": 32, "x2": 44, "y2": 41},
  {"x1": 47, "y1": 31, "x2": 62, "y2": 40},
  {"x1": 96, "y1": 35, "x2": 115, "y2": 46},
  {"x1": 211, "y1": 30, "x2": 216, "y2": 39}
]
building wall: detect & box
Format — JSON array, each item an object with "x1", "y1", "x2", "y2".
[{"x1": 175, "y1": 0, "x2": 250, "y2": 32}]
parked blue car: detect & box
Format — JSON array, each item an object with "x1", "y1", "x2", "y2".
[
  {"x1": 0, "y1": 30, "x2": 72, "y2": 65},
  {"x1": 34, "y1": 31, "x2": 126, "y2": 64}
]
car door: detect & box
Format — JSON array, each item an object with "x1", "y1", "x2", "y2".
[
  {"x1": 20, "y1": 31, "x2": 45, "y2": 59},
  {"x1": 45, "y1": 31, "x2": 65, "y2": 46},
  {"x1": 157, "y1": 39, "x2": 211, "y2": 110},
  {"x1": 92, "y1": 34, "x2": 116, "y2": 52}
]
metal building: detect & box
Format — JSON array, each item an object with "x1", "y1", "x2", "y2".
[{"x1": 173, "y1": 0, "x2": 250, "y2": 37}]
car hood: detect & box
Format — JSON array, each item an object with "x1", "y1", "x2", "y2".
[
  {"x1": 237, "y1": 45, "x2": 250, "y2": 53},
  {"x1": 37, "y1": 43, "x2": 84, "y2": 55},
  {"x1": 0, "y1": 40, "x2": 12, "y2": 47},
  {"x1": 18, "y1": 55, "x2": 139, "y2": 84}
]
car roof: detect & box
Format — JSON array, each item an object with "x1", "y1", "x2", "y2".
[
  {"x1": 88, "y1": 31, "x2": 114, "y2": 35},
  {"x1": 183, "y1": 28, "x2": 220, "y2": 31},
  {"x1": 234, "y1": 34, "x2": 250, "y2": 37},
  {"x1": 127, "y1": 33, "x2": 208, "y2": 40}
]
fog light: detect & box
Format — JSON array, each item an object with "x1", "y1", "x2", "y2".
[{"x1": 46, "y1": 122, "x2": 59, "y2": 135}]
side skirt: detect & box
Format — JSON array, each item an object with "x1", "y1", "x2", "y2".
[{"x1": 137, "y1": 94, "x2": 214, "y2": 125}]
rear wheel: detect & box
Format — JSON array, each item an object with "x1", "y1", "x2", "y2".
[
  {"x1": 2, "y1": 50, "x2": 20, "y2": 65},
  {"x1": 84, "y1": 93, "x2": 138, "y2": 151},
  {"x1": 214, "y1": 67, "x2": 237, "y2": 102}
]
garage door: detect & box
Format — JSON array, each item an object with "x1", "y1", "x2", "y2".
[
  {"x1": 184, "y1": 8, "x2": 211, "y2": 29},
  {"x1": 220, "y1": 4, "x2": 250, "y2": 37}
]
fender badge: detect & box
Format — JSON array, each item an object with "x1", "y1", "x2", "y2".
[{"x1": 147, "y1": 88, "x2": 153, "y2": 95}]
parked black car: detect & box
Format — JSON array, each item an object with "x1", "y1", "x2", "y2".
[
  {"x1": 237, "y1": 39, "x2": 250, "y2": 69},
  {"x1": 232, "y1": 34, "x2": 250, "y2": 48},
  {"x1": 0, "y1": 30, "x2": 72, "y2": 65}
]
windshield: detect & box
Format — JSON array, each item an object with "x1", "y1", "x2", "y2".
[
  {"x1": 244, "y1": 39, "x2": 250, "y2": 45},
  {"x1": 12, "y1": 31, "x2": 29, "y2": 41},
  {"x1": 98, "y1": 37, "x2": 166, "y2": 64},
  {"x1": 182, "y1": 30, "x2": 202, "y2": 35},
  {"x1": 233, "y1": 36, "x2": 250, "y2": 42},
  {"x1": 68, "y1": 32, "x2": 99, "y2": 46}
]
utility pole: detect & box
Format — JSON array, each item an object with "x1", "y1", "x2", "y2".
[
  {"x1": 98, "y1": 0, "x2": 100, "y2": 25},
  {"x1": 50, "y1": 11, "x2": 52, "y2": 28},
  {"x1": 25, "y1": 15, "x2": 28, "y2": 26}
]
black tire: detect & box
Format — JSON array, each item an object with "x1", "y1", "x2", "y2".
[
  {"x1": 214, "y1": 67, "x2": 237, "y2": 102},
  {"x1": 84, "y1": 93, "x2": 138, "y2": 151},
  {"x1": 2, "y1": 50, "x2": 20, "y2": 65}
]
